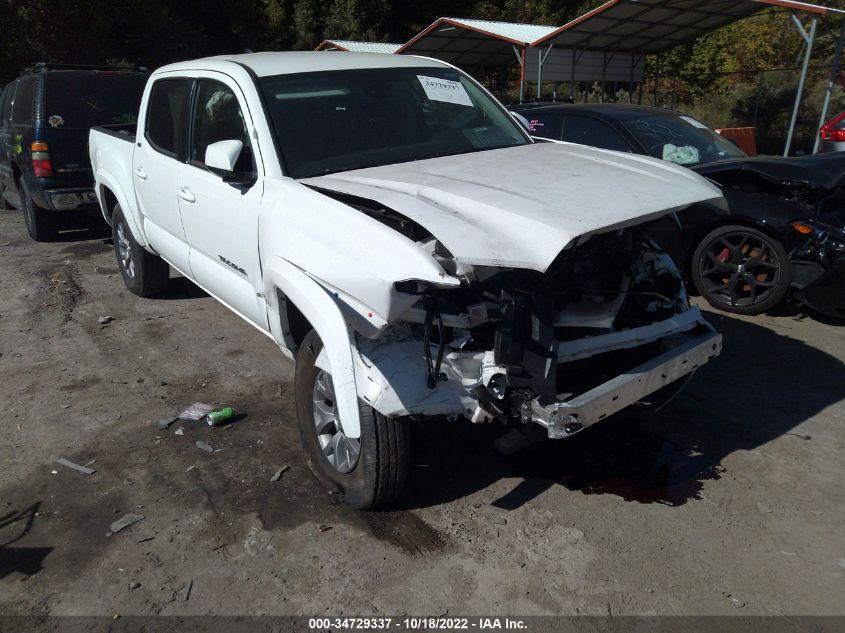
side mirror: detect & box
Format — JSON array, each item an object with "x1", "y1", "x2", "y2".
[{"x1": 205, "y1": 139, "x2": 243, "y2": 173}]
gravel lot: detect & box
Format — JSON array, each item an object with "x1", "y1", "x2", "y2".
[{"x1": 1, "y1": 207, "x2": 844, "y2": 617}]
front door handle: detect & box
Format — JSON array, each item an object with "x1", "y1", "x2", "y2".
[
  {"x1": 177, "y1": 187, "x2": 196, "y2": 203},
  {"x1": 135, "y1": 166, "x2": 148, "y2": 180}
]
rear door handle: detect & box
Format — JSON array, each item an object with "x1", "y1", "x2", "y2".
[
  {"x1": 177, "y1": 187, "x2": 196, "y2": 203},
  {"x1": 135, "y1": 167, "x2": 148, "y2": 180}
]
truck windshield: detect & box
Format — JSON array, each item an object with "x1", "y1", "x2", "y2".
[
  {"x1": 259, "y1": 66, "x2": 528, "y2": 179},
  {"x1": 622, "y1": 113, "x2": 746, "y2": 166}
]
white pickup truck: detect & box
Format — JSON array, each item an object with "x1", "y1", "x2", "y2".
[{"x1": 90, "y1": 52, "x2": 725, "y2": 509}]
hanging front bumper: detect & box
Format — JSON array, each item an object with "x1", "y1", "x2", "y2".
[{"x1": 521, "y1": 327, "x2": 722, "y2": 439}]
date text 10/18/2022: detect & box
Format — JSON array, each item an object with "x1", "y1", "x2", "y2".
[{"x1": 308, "y1": 617, "x2": 529, "y2": 630}]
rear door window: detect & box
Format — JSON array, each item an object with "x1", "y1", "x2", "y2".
[
  {"x1": 11, "y1": 77, "x2": 36, "y2": 127},
  {"x1": 145, "y1": 79, "x2": 191, "y2": 158},
  {"x1": 525, "y1": 112, "x2": 563, "y2": 139},
  {"x1": 45, "y1": 72, "x2": 147, "y2": 129},
  {"x1": 562, "y1": 114, "x2": 633, "y2": 152}
]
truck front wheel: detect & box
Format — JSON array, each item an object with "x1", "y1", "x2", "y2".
[
  {"x1": 294, "y1": 330, "x2": 410, "y2": 509},
  {"x1": 111, "y1": 203, "x2": 169, "y2": 297}
]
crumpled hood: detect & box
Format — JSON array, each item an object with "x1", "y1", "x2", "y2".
[{"x1": 301, "y1": 142, "x2": 725, "y2": 272}]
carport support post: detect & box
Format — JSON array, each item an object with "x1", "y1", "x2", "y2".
[
  {"x1": 513, "y1": 45, "x2": 526, "y2": 103},
  {"x1": 601, "y1": 50, "x2": 608, "y2": 102},
  {"x1": 814, "y1": 21, "x2": 845, "y2": 154},
  {"x1": 653, "y1": 53, "x2": 661, "y2": 106},
  {"x1": 537, "y1": 47, "x2": 542, "y2": 99},
  {"x1": 536, "y1": 44, "x2": 553, "y2": 100},
  {"x1": 785, "y1": 15, "x2": 818, "y2": 156},
  {"x1": 628, "y1": 54, "x2": 638, "y2": 103}
]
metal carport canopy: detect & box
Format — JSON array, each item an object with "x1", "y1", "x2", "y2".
[
  {"x1": 531, "y1": 0, "x2": 845, "y2": 52},
  {"x1": 314, "y1": 40, "x2": 402, "y2": 53},
  {"x1": 397, "y1": 18, "x2": 558, "y2": 66}
]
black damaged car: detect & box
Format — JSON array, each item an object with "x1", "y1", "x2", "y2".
[{"x1": 513, "y1": 103, "x2": 845, "y2": 318}]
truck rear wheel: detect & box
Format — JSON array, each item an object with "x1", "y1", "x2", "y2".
[
  {"x1": 112, "y1": 203, "x2": 169, "y2": 297},
  {"x1": 21, "y1": 180, "x2": 57, "y2": 241},
  {"x1": 294, "y1": 330, "x2": 410, "y2": 509}
]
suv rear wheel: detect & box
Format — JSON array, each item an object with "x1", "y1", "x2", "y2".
[{"x1": 21, "y1": 179, "x2": 57, "y2": 241}]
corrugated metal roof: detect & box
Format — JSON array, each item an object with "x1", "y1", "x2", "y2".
[
  {"x1": 443, "y1": 18, "x2": 558, "y2": 44},
  {"x1": 397, "y1": 17, "x2": 557, "y2": 66},
  {"x1": 532, "y1": 0, "x2": 845, "y2": 53},
  {"x1": 393, "y1": 1, "x2": 844, "y2": 68},
  {"x1": 315, "y1": 40, "x2": 402, "y2": 54}
]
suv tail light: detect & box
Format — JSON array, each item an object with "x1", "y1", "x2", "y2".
[
  {"x1": 820, "y1": 112, "x2": 845, "y2": 143},
  {"x1": 31, "y1": 141, "x2": 53, "y2": 178}
]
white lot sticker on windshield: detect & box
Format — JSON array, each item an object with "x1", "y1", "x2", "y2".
[
  {"x1": 417, "y1": 75, "x2": 473, "y2": 107},
  {"x1": 680, "y1": 115, "x2": 709, "y2": 129}
]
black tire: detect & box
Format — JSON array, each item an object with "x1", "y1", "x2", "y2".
[
  {"x1": 0, "y1": 183, "x2": 14, "y2": 210},
  {"x1": 21, "y1": 179, "x2": 57, "y2": 241},
  {"x1": 295, "y1": 330, "x2": 410, "y2": 509},
  {"x1": 691, "y1": 224, "x2": 791, "y2": 316},
  {"x1": 111, "y1": 203, "x2": 169, "y2": 297}
]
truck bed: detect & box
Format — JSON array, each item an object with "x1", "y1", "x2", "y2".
[{"x1": 91, "y1": 123, "x2": 137, "y2": 143}]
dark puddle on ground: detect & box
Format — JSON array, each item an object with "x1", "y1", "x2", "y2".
[
  {"x1": 501, "y1": 415, "x2": 724, "y2": 507},
  {"x1": 405, "y1": 414, "x2": 723, "y2": 510}
]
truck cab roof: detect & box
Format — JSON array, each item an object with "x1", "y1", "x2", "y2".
[{"x1": 156, "y1": 51, "x2": 449, "y2": 77}]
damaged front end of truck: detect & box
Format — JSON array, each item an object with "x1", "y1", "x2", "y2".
[
  {"x1": 277, "y1": 142, "x2": 729, "y2": 447},
  {"x1": 346, "y1": 226, "x2": 721, "y2": 444}
]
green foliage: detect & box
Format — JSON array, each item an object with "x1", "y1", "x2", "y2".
[
  {"x1": 0, "y1": 0, "x2": 843, "y2": 157},
  {"x1": 0, "y1": 0, "x2": 603, "y2": 84}
]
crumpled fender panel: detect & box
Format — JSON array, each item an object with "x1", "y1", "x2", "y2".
[
  {"x1": 258, "y1": 179, "x2": 459, "y2": 329},
  {"x1": 263, "y1": 255, "x2": 364, "y2": 439}
]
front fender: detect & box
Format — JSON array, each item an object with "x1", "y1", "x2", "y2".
[{"x1": 263, "y1": 256, "x2": 362, "y2": 439}]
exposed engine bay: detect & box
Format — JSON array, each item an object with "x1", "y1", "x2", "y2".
[{"x1": 315, "y1": 194, "x2": 723, "y2": 440}]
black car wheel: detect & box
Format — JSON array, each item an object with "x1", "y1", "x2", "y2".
[
  {"x1": 111, "y1": 203, "x2": 169, "y2": 297},
  {"x1": 21, "y1": 179, "x2": 57, "y2": 241},
  {"x1": 692, "y1": 224, "x2": 791, "y2": 315},
  {"x1": 295, "y1": 330, "x2": 410, "y2": 510}
]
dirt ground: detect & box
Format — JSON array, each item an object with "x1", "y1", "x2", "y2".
[{"x1": 0, "y1": 206, "x2": 844, "y2": 618}]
